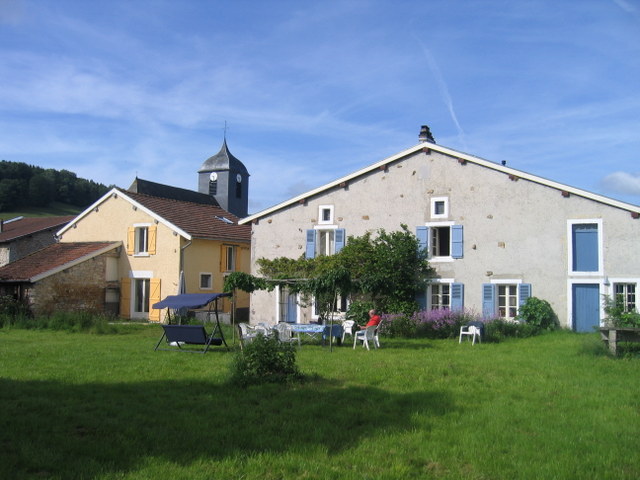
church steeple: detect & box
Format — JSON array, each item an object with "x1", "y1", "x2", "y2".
[{"x1": 198, "y1": 139, "x2": 249, "y2": 217}]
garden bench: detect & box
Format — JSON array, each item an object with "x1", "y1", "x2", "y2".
[
  {"x1": 599, "y1": 327, "x2": 640, "y2": 356},
  {"x1": 155, "y1": 324, "x2": 228, "y2": 354}
]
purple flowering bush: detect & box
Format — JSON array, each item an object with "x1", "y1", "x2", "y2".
[{"x1": 380, "y1": 308, "x2": 497, "y2": 339}]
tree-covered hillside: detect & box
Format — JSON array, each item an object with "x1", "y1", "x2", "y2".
[{"x1": 0, "y1": 160, "x2": 111, "y2": 212}]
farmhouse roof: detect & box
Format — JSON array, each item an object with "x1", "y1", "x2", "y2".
[
  {"x1": 239, "y1": 137, "x2": 640, "y2": 224},
  {"x1": 0, "y1": 241, "x2": 120, "y2": 283},
  {"x1": 58, "y1": 187, "x2": 251, "y2": 243},
  {"x1": 0, "y1": 216, "x2": 75, "y2": 243}
]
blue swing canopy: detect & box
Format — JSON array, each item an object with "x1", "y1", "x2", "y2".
[{"x1": 152, "y1": 292, "x2": 232, "y2": 310}]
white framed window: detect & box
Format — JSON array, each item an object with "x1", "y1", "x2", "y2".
[
  {"x1": 318, "y1": 205, "x2": 334, "y2": 224},
  {"x1": 306, "y1": 227, "x2": 346, "y2": 258},
  {"x1": 431, "y1": 283, "x2": 451, "y2": 309},
  {"x1": 614, "y1": 282, "x2": 637, "y2": 313},
  {"x1": 482, "y1": 280, "x2": 530, "y2": 320},
  {"x1": 129, "y1": 270, "x2": 153, "y2": 319},
  {"x1": 421, "y1": 222, "x2": 463, "y2": 261},
  {"x1": 222, "y1": 245, "x2": 236, "y2": 272},
  {"x1": 135, "y1": 225, "x2": 149, "y2": 255},
  {"x1": 312, "y1": 294, "x2": 348, "y2": 321},
  {"x1": 200, "y1": 273, "x2": 213, "y2": 290},
  {"x1": 567, "y1": 219, "x2": 603, "y2": 275},
  {"x1": 277, "y1": 286, "x2": 299, "y2": 323},
  {"x1": 317, "y1": 229, "x2": 335, "y2": 256},
  {"x1": 497, "y1": 284, "x2": 519, "y2": 320},
  {"x1": 430, "y1": 197, "x2": 449, "y2": 219}
]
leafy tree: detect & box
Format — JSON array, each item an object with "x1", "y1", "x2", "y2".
[{"x1": 225, "y1": 225, "x2": 433, "y2": 317}]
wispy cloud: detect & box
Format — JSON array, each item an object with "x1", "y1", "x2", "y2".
[
  {"x1": 413, "y1": 37, "x2": 467, "y2": 150},
  {"x1": 601, "y1": 172, "x2": 640, "y2": 196}
]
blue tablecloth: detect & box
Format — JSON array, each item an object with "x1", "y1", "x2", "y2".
[{"x1": 290, "y1": 323, "x2": 343, "y2": 342}]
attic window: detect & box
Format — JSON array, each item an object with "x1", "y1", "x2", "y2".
[
  {"x1": 215, "y1": 215, "x2": 234, "y2": 225},
  {"x1": 318, "y1": 205, "x2": 334, "y2": 225}
]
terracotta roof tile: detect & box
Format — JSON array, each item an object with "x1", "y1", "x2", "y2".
[
  {"x1": 0, "y1": 242, "x2": 119, "y2": 282},
  {"x1": 0, "y1": 216, "x2": 75, "y2": 243},
  {"x1": 121, "y1": 190, "x2": 251, "y2": 242}
]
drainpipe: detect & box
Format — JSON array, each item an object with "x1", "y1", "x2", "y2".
[{"x1": 179, "y1": 239, "x2": 192, "y2": 291}]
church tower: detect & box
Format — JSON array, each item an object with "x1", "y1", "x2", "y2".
[{"x1": 197, "y1": 139, "x2": 249, "y2": 218}]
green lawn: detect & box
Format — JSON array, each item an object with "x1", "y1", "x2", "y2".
[{"x1": 1, "y1": 327, "x2": 638, "y2": 479}]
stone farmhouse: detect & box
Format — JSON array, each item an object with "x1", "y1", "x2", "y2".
[
  {"x1": 0, "y1": 215, "x2": 74, "y2": 267},
  {"x1": 240, "y1": 126, "x2": 640, "y2": 332},
  {"x1": 0, "y1": 141, "x2": 252, "y2": 322}
]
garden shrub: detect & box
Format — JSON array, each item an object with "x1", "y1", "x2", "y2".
[
  {"x1": 379, "y1": 313, "x2": 415, "y2": 338},
  {"x1": 230, "y1": 333, "x2": 302, "y2": 387},
  {"x1": 483, "y1": 318, "x2": 538, "y2": 342},
  {"x1": 346, "y1": 300, "x2": 375, "y2": 326},
  {"x1": 603, "y1": 295, "x2": 640, "y2": 328},
  {"x1": 517, "y1": 297, "x2": 558, "y2": 331}
]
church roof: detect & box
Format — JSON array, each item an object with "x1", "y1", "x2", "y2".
[
  {"x1": 128, "y1": 178, "x2": 219, "y2": 206},
  {"x1": 198, "y1": 139, "x2": 249, "y2": 176}
]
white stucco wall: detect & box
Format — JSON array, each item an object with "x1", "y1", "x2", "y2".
[{"x1": 247, "y1": 148, "x2": 640, "y2": 328}]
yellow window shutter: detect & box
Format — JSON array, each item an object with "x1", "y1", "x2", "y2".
[
  {"x1": 148, "y1": 226, "x2": 157, "y2": 255},
  {"x1": 149, "y1": 278, "x2": 162, "y2": 322},
  {"x1": 120, "y1": 278, "x2": 131, "y2": 318},
  {"x1": 220, "y1": 244, "x2": 226, "y2": 272},
  {"x1": 126, "y1": 227, "x2": 135, "y2": 255}
]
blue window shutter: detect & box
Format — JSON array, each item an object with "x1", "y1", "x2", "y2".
[
  {"x1": 335, "y1": 229, "x2": 346, "y2": 253},
  {"x1": 572, "y1": 224, "x2": 598, "y2": 271},
  {"x1": 451, "y1": 283, "x2": 464, "y2": 310},
  {"x1": 482, "y1": 284, "x2": 496, "y2": 318},
  {"x1": 305, "y1": 230, "x2": 316, "y2": 259},
  {"x1": 451, "y1": 225, "x2": 464, "y2": 259},
  {"x1": 519, "y1": 283, "x2": 532, "y2": 306},
  {"x1": 416, "y1": 226, "x2": 428, "y2": 253}
]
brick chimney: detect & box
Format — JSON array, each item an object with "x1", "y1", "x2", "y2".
[{"x1": 418, "y1": 125, "x2": 435, "y2": 143}]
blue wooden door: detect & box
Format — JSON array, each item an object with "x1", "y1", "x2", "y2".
[{"x1": 572, "y1": 284, "x2": 600, "y2": 332}]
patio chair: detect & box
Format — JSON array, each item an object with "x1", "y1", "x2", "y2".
[
  {"x1": 273, "y1": 322, "x2": 301, "y2": 346},
  {"x1": 341, "y1": 320, "x2": 356, "y2": 343},
  {"x1": 237, "y1": 322, "x2": 262, "y2": 349},
  {"x1": 459, "y1": 325, "x2": 482, "y2": 345},
  {"x1": 353, "y1": 325, "x2": 377, "y2": 350},
  {"x1": 374, "y1": 324, "x2": 381, "y2": 348}
]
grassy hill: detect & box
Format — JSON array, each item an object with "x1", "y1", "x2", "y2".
[{"x1": 0, "y1": 202, "x2": 83, "y2": 219}]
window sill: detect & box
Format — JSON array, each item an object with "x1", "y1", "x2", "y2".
[{"x1": 430, "y1": 256, "x2": 454, "y2": 263}]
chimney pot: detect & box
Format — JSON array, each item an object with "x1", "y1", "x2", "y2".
[{"x1": 418, "y1": 125, "x2": 435, "y2": 144}]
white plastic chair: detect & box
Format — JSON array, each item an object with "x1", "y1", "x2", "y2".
[
  {"x1": 459, "y1": 325, "x2": 482, "y2": 345},
  {"x1": 341, "y1": 320, "x2": 356, "y2": 343},
  {"x1": 353, "y1": 325, "x2": 377, "y2": 350},
  {"x1": 273, "y1": 322, "x2": 301, "y2": 346},
  {"x1": 374, "y1": 324, "x2": 381, "y2": 348},
  {"x1": 237, "y1": 322, "x2": 261, "y2": 349}
]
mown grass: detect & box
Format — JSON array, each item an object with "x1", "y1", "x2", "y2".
[{"x1": 1, "y1": 326, "x2": 638, "y2": 479}]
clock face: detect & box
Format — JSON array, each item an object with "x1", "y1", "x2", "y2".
[
  {"x1": 236, "y1": 174, "x2": 242, "y2": 183},
  {"x1": 209, "y1": 172, "x2": 217, "y2": 181}
]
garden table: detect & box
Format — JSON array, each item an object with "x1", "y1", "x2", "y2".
[{"x1": 290, "y1": 323, "x2": 344, "y2": 345}]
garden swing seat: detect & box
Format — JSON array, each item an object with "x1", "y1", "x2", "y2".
[{"x1": 152, "y1": 293, "x2": 231, "y2": 353}]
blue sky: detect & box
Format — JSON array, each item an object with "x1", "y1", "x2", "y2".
[{"x1": 1, "y1": 0, "x2": 639, "y2": 213}]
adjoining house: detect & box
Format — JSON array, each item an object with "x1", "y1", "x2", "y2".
[
  {"x1": 0, "y1": 215, "x2": 75, "y2": 267},
  {"x1": 0, "y1": 242, "x2": 121, "y2": 315},
  {"x1": 0, "y1": 140, "x2": 253, "y2": 322},
  {"x1": 240, "y1": 126, "x2": 640, "y2": 332}
]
